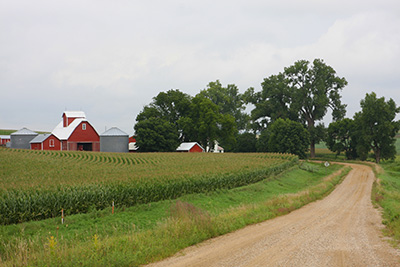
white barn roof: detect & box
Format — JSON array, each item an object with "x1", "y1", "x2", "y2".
[
  {"x1": 52, "y1": 118, "x2": 87, "y2": 140},
  {"x1": 176, "y1": 142, "x2": 204, "y2": 152},
  {"x1": 63, "y1": 111, "x2": 86, "y2": 119}
]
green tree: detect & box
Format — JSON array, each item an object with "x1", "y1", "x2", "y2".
[
  {"x1": 246, "y1": 59, "x2": 347, "y2": 157},
  {"x1": 353, "y1": 92, "x2": 400, "y2": 163},
  {"x1": 326, "y1": 118, "x2": 357, "y2": 159},
  {"x1": 135, "y1": 89, "x2": 192, "y2": 142},
  {"x1": 134, "y1": 117, "x2": 179, "y2": 152},
  {"x1": 199, "y1": 80, "x2": 249, "y2": 130},
  {"x1": 258, "y1": 118, "x2": 310, "y2": 158},
  {"x1": 179, "y1": 95, "x2": 237, "y2": 151},
  {"x1": 235, "y1": 132, "x2": 257, "y2": 152}
]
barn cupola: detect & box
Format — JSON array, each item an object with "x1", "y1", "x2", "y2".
[{"x1": 62, "y1": 111, "x2": 86, "y2": 127}]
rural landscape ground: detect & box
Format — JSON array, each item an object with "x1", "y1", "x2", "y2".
[
  {"x1": 148, "y1": 163, "x2": 400, "y2": 266},
  {"x1": 0, "y1": 137, "x2": 400, "y2": 266}
]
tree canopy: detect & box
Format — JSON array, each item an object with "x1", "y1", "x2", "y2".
[
  {"x1": 246, "y1": 59, "x2": 347, "y2": 157},
  {"x1": 257, "y1": 118, "x2": 310, "y2": 158},
  {"x1": 353, "y1": 92, "x2": 400, "y2": 163}
]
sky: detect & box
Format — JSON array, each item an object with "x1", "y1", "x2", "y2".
[{"x1": 1, "y1": 0, "x2": 399, "y2": 135}]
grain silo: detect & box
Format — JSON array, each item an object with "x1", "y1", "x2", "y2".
[
  {"x1": 10, "y1": 128, "x2": 38, "y2": 149},
  {"x1": 100, "y1": 127, "x2": 129, "y2": 153}
]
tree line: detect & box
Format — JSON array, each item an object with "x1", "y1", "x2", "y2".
[{"x1": 134, "y1": 58, "x2": 400, "y2": 163}]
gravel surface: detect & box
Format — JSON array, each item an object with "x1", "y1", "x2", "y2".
[{"x1": 147, "y1": 163, "x2": 400, "y2": 267}]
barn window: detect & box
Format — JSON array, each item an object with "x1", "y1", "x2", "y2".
[
  {"x1": 49, "y1": 139, "x2": 54, "y2": 147},
  {"x1": 82, "y1": 123, "x2": 86, "y2": 130}
]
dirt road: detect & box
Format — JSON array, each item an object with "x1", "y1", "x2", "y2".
[{"x1": 148, "y1": 164, "x2": 400, "y2": 266}]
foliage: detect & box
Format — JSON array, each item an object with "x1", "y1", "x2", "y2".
[
  {"x1": 258, "y1": 118, "x2": 310, "y2": 159},
  {"x1": 179, "y1": 94, "x2": 237, "y2": 150},
  {"x1": 0, "y1": 148, "x2": 297, "y2": 224},
  {"x1": 326, "y1": 118, "x2": 358, "y2": 159},
  {"x1": 199, "y1": 80, "x2": 249, "y2": 130},
  {"x1": 353, "y1": 92, "x2": 400, "y2": 163},
  {"x1": 246, "y1": 59, "x2": 347, "y2": 157},
  {"x1": 134, "y1": 117, "x2": 180, "y2": 152},
  {"x1": 234, "y1": 132, "x2": 257, "y2": 152}
]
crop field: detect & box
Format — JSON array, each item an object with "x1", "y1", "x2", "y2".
[{"x1": 0, "y1": 148, "x2": 297, "y2": 224}]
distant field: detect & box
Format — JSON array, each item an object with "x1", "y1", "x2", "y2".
[
  {"x1": 0, "y1": 148, "x2": 297, "y2": 224},
  {"x1": 0, "y1": 129, "x2": 15, "y2": 135}
]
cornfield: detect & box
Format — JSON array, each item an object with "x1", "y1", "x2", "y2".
[{"x1": 0, "y1": 148, "x2": 298, "y2": 224}]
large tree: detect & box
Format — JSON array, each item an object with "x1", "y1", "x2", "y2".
[
  {"x1": 179, "y1": 94, "x2": 237, "y2": 151},
  {"x1": 257, "y1": 118, "x2": 310, "y2": 159},
  {"x1": 199, "y1": 80, "x2": 249, "y2": 131},
  {"x1": 353, "y1": 92, "x2": 400, "y2": 163},
  {"x1": 134, "y1": 117, "x2": 180, "y2": 152},
  {"x1": 246, "y1": 59, "x2": 347, "y2": 157},
  {"x1": 326, "y1": 118, "x2": 358, "y2": 159},
  {"x1": 135, "y1": 89, "x2": 192, "y2": 142}
]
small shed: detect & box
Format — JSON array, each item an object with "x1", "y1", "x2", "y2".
[
  {"x1": 0, "y1": 135, "x2": 10, "y2": 146},
  {"x1": 100, "y1": 127, "x2": 129, "y2": 153},
  {"x1": 11, "y1": 128, "x2": 38, "y2": 149},
  {"x1": 176, "y1": 142, "x2": 204, "y2": 153},
  {"x1": 30, "y1": 134, "x2": 61, "y2": 150}
]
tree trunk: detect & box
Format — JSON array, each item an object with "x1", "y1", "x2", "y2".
[
  {"x1": 310, "y1": 139, "x2": 316, "y2": 158},
  {"x1": 307, "y1": 117, "x2": 316, "y2": 158},
  {"x1": 375, "y1": 147, "x2": 380, "y2": 164}
]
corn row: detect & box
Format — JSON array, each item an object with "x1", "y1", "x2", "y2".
[{"x1": 0, "y1": 157, "x2": 297, "y2": 225}]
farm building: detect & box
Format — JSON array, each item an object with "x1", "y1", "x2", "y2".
[
  {"x1": 30, "y1": 134, "x2": 61, "y2": 150},
  {"x1": 51, "y1": 111, "x2": 100, "y2": 151},
  {"x1": 129, "y1": 136, "x2": 138, "y2": 152},
  {"x1": 100, "y1": 127, "x2": 129, "y2": 153},
  {"x1": 10, "y1": 128, "x2": 38, "y2": 149},
  {"x1": 0, "y1": 135, "x2": 10, "y2": 146},
  {"x1": 176, "y1": 142, "x2": 204, "y2": 152}
]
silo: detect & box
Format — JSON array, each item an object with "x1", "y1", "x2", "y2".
[
  {"x1": 11, "y1": 128, "x2": 38, "y2": 149},
  {"x1": 100, "y1": 127, "x2": 129, "y2": 153}
]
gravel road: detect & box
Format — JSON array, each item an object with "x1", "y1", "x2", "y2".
[{"x1": 148, "y1": 163, "x2": 400, "y2": 267}]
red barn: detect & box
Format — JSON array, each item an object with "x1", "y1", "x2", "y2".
[
  {"x1": 30, "y1": 134, "x2": 61, "y2": 150},
  {"x1": 51, "y1": 111, "x2": 100, "y2": 151},
  {"x1": 176, "y1": 142, "x2": 204, "y2": 153}
]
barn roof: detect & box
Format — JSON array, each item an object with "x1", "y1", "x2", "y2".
[
  {"x1": 0, "y1": 135, "x2": 10, "y2": 139},
  {"x1": 52, "y1": 118, "x2": 87, "y2": 140},
  {"x1": 30, "y1": 134, "x2": 51, "y2": 144},
  {"x1": 100, "y1": 127, "x2": 128, "y2": 137},
  {"x1": 11, "y1": 128, "x2": 38, "y2": 136},
  {"x1": 63, "y1": 111, "x2": 86, "y2": 119},
  {"x1": 176, "y1": 142, "x2": 204, "y2": 152}
]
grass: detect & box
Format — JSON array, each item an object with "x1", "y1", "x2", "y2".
[
  {"x1": 372, "y1": 155, "x2": 400, "y2": 246},
  {"x1": 0, "y1": 161, "x2": 349, "y2": 266}
]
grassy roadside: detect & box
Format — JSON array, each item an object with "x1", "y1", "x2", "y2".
[
  {"x1": 372, "y1": 156, "x2": 400, "y2": 246},
  {"x1": 0, "y1": 162, "x2": 350, "y2": 266}
]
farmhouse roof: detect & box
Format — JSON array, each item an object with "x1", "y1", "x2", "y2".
[
  {"x1": 30, "y1": 134, "x2": 51, "y2": 144},
  {"x1": 63, "y1": 111, "x2": 86, "y2": 119},
  {"x1": 100, "y1": 127, "x2": 128, "y2": 137},
  {"x1": 176, "y1": 142, "x2": 204, "y2": 152},
  {"x1": 52, "y1": 118, "x2": 87, "y2": 140},
  {"x1": 11, "y1": 128, "x2": 38, "y2": 136}
]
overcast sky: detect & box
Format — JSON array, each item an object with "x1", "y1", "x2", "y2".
[{"x1": 1, "y1": 0, "x2": 399, "y2": 135}]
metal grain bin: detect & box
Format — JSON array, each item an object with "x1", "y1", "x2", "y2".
[
  {"x1": 100, "y1": 127, "x2": 129, "y2": 153},
  {"x1": 11, "y1": 128, "x2": 38, "y2": 149}
]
